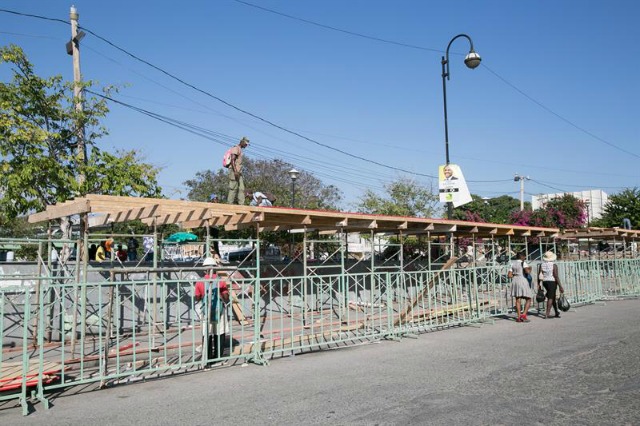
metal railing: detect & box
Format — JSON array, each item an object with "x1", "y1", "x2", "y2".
[{"x1": 2, "y1": 255, "x2": 639, "y2": 415}]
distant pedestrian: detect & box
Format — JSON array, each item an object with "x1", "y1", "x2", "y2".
[
  {"x1": 95, "y1": 241, "x2": 107, "y2": 263},
  {"x1": 143, "y1": 236, "x2": 154, "y2": 261},
  {"x1": 226, "y1": 136, "x2": 250, "y2": 204},
  {"x1": 508, "y1": 251, "x2": 534, "y2": 322},
  {"x1": 116, "y1": 244, "x2": 127, "y2": 262},
  {"x1": 538, "y1": 251, "x2": 564, "y2": 319},
  {"x1": 127, "y1": 236, "x2": 139, "y2": 261},
  {"x1": 88, "y1": 243, "x2": 97, "y2": 261}
]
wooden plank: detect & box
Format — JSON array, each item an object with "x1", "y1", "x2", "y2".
[
  {"x1": 0, "y1": 360, "x2": 63, "y2": 381},
  {"x1": 393, "y1": 256, "x2": 458, "y2": 327},
  {"x1": 231, "y1": 323, "x2": 365, "y2": 356},
  {"x1": 28, "y1": 199, "x2": 91, "y2": 223},
  {"x1": 229, "y1": 290, "x2": 248, "y2": 325}
]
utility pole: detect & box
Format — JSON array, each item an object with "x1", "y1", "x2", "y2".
[
  {"x1": 68, "y1": 5, "x2": 86, "y2": 186},
  {"x1": 514, "y1": 174, "x2": 529, "y2": 211},
  {"x1": 67, "y1": 6, "x2": 88, "y2": 261}
]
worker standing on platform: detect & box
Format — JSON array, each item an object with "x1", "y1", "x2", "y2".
[{"x1": 227, "y1": 136, "x2": 250, "y2": 204}]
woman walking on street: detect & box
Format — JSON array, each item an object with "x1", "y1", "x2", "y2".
[
  {"x1": 538, "y1": 251, "x2": 564, "y2": 318},
  {"x1": 509, "y1": 251, "x2": 534, "y2": 322}
]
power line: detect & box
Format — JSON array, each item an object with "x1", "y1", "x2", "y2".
[
  {"x1": 0, "y1": 30, "x2": 58, "y2": 40},
  {"x1": 531, "y1": 179, "x2": 627, "y2": 191},
  {"x1": 0, "y1": 8, "x2": 69, "y2": 25},
  {"x1": 231, "y1": 0, "x2": 442, "y2": 53},
  {"x1": 481, "y1": 65, "x2": 639, "y2": 159},
  {"x1": 78, "y1": 29, "x2": 440, "y2": 179},
  {"x1": 229, "y1": 1, "x2": 639, "y2": 160},
  {"x1": 87, "y1": 90, "x2": 392, "y2": 192},
  {"x1": 1, "y1": 8, "x2": 439, "y2": 179},
  {"x1": 529, "y1": 179, "x2": 569, "y2": 193},
  {"x1": 3, "y1": 7, "x2": 634, "y2": 191}
]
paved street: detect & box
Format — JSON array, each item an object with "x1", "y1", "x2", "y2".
[{"x1": 2, "y1": 299, "x2": 639, "y2": 425}]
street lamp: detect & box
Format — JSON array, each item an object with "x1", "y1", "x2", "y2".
[
  {"x1": 441, "y1": 34, "x2": 481, "y2": 219},
  {"x1": 288, "y1": 168, "x2": 299, "y2": 208}
]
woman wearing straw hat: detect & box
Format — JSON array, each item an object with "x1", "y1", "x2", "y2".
[
  {"x1": 508, "y1": 251, "x2": 534, "y2": 322},
  {"x1": 538, "y1": 251, "x2": 564, "y2": 319}
]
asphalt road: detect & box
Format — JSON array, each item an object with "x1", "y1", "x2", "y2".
[{"x1": 2, "y1": 299, "x2": 639, "y2": 425}]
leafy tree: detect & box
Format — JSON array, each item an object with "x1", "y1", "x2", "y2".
[
  {"x1": 452, "y1": 194, "x2": 524, "y2": 224},
  {"x1": 184, "y1": 158, "x2": 342, "y2": 210},
  {"x1": 356, "y1": 177, "x2": 438, "y2": 217},
  {"x1": 0, "y1": 216, "x2": 40, "y2": 238},
  {"x1": 0, "y1": 44, "x2": 161, "y2": 223},
  {"x1": 511, "y1": 193, "x2": 586, "y2": 230},
  {"x1": 184, "y1": 158, "x2": 342, "y2": 251},
  {"x1": 593, "y1": 188, "x2": 640, "y2": 229}
]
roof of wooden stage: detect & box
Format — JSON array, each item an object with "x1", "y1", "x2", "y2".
[
  {"x1": 29, "y1": 194, "x2": 640, "y2": 240},
  {"x1": 27, "y1": 194, "x2": 566, "y2": 238}
]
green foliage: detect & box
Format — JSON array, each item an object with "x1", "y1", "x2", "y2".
[
  {"x1": 596, "y1": 187, "x2": 640, "y2": 229},
  {"x1": 0, "y1": 44, "x2": 161, "y2": 220},
  {"x1": 356, "y1": 177, "x2": 438, "y2": 217},
  {"x1": 452, "y1": 194, "x2": 523, "y2": 224},
  {"x1": 510, "y1": 194, "x2": 586, "y2": 230},
  {"x1": 0, "y1": 216, "x2": 41, "y2": 238},
  {"x1": 83, "y1": 149, "x2": 162, "y2": 197},
  {"x1": 184, "y1": 157, "x2": 341, "y2": 245},
  {"x1": 184, "y1": 157, "x2": 342, "y2": 210}
]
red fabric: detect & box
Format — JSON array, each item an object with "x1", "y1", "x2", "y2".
[{"x1": 195, "y1": 274, "x2": 228, "y2": 300}]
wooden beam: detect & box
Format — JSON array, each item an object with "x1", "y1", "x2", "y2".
[
  {"x1": 28, "y1": 199, "x2": 91, "y2": 223},
  {"x1": 394, "y1": 256, "x2": 458, "y2": 327},
  {"x1": 88, "y1": 204, "x2": 162, "y2": 227}
]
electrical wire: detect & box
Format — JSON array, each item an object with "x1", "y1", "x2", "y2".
[
  {"x1": 229, "y1": 1, "x2": 639, "y2": 160},
  {"x1": 86, "y1": 90, "x2": 393, "y2": 192},
  {"x1": 231, "y1": 0, "x2": 443, "y2": 53},
  {"x1": 2, "y1": 8, "x2": 633, "y2": 192}
]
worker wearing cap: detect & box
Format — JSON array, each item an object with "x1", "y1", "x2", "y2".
[{"x1": 227, "y1": 136, "x2": 250, "y2": 205}]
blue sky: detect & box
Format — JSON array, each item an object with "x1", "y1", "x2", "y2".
[{"x1": 1, "y1": 1, "x2": 638, "y2": 212}]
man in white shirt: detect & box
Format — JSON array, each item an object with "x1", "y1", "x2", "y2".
[{"x1": 246, "y1": 191, "x2": 273, "y2": 207}]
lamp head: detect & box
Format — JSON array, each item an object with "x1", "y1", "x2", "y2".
[
  {"x1": 464, "y1": 51, "x2": 481, "y2": 69},
  {"x1": 288, "y1": 168, "x2": 300, "y2": 181}
]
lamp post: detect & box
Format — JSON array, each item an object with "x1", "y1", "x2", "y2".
[
  {"x1": 288, "y1": 168, "x2": 299, "y2": 259},
  {"x1": 482, "y1": 196, "x2": 491, "y2": 222},
  {"x1": 441, "y1": 34, "x2": 481, "y2": 219},
  {"x1": 288, "y1": 168, "x2": 299, "y2": 208}
]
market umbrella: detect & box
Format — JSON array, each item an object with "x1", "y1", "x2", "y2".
[{"x1": 164, "y1": 232, "x2": 198, "y2": 243}]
